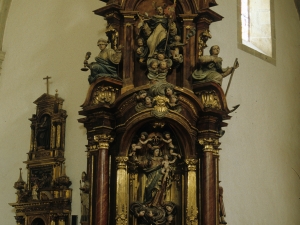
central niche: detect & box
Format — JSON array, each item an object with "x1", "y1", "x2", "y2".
[
  {"x1": 31, "y1": 218, "x2": 45, "y2": 225},
  {"x1": 127, "y1": 124, "x2": 184, "y2": 224}
]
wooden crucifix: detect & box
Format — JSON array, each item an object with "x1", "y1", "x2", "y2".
[{"x1": 43, "y1": 76, "x2": 52, "y2": 94}]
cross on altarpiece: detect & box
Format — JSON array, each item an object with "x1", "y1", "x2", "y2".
[{"x1": 43, "y1": 76, "x2": 52, "y2": 94}]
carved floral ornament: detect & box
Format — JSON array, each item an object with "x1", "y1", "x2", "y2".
[
  {"x1": 92, "y1": 85, "x2": 119, "y2": 105},
  {"x1": 195, "y1": 89, "x2": 221, "y2": 110}
]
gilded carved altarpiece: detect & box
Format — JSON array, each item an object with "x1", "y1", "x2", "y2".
[{"x1": 78, "y1": 0, "x2": 237, "y2": 225}]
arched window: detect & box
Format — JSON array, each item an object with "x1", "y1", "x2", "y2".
[{"x1": 238, "y1": 0, "x2": 276, "y2": 64}]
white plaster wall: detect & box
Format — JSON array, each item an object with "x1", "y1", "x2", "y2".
[
  {"x1": 212, "y1": 1, "x2": 300, "y2": 224},
  {"x1": 0, "y1": 1, "x2": 106, "y2": 224},
  {"x1": 0, "y1": 0, "x2": 299, "y2": 224}
]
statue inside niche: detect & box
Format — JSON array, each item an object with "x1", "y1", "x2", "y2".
[
  {"x1": 80, "y1": 171, "x2": 90, "y2": 222},
  {"x1": 136, "y1": 1, "x2": 185, "y2": 67},
  {"x1": 82, "y1": 38, "x2": 123, "y2": 84},
  {"x1": 129, "y1": 131, "x2": 181, "y2": 224},
  {"x1": 31, "y1": 183, "x2": 39, "y2": 200},
  {"x1": 36, "y1": 115, "x2": 51, "y2": 149},
  {"x1": 192, "y1": 45, "x2": 239, "y2": 85},
  {"x1": 139, "y1": 3, "x2": 174, "y2": 57}
]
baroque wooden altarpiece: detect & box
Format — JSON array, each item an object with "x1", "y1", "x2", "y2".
[
  {"x1": 8, "y1": 0, "x2": 239, "y2": 224},
  {"x1": 78, "y1": 0, "x2": 237, "y2": 225},
  {"x1": 9, "y1": 88, "x2": 72, "y2": 225}
]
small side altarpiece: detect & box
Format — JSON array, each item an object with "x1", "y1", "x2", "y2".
[{"x1": 9, "y1": 79, "x2": 72, "y2": 225}]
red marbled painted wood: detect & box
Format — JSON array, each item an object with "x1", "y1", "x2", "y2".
[
  {"x1": 95, "y1": 149, "x2": 109, "y2": 225},
  {"x1": 202, "y1": 151, "x2": 216, "y2": 225}
]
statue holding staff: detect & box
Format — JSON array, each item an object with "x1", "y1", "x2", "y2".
[{"x1": 192, "y1": 45, "x2": 239, "y2": 86}]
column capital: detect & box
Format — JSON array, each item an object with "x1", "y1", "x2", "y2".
[
  {"x1": 94, "y1": 134, "x2": 114, "y2": 149},
  {"x1": 185, "y1": 159, "x2": 198, "y2": 171},
  {"x1": 198, "y1": 137, "x2": 220, "y2": 151},
  {"x1": 116, "y1": 156, "x2": 128, "y2": 169}
]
